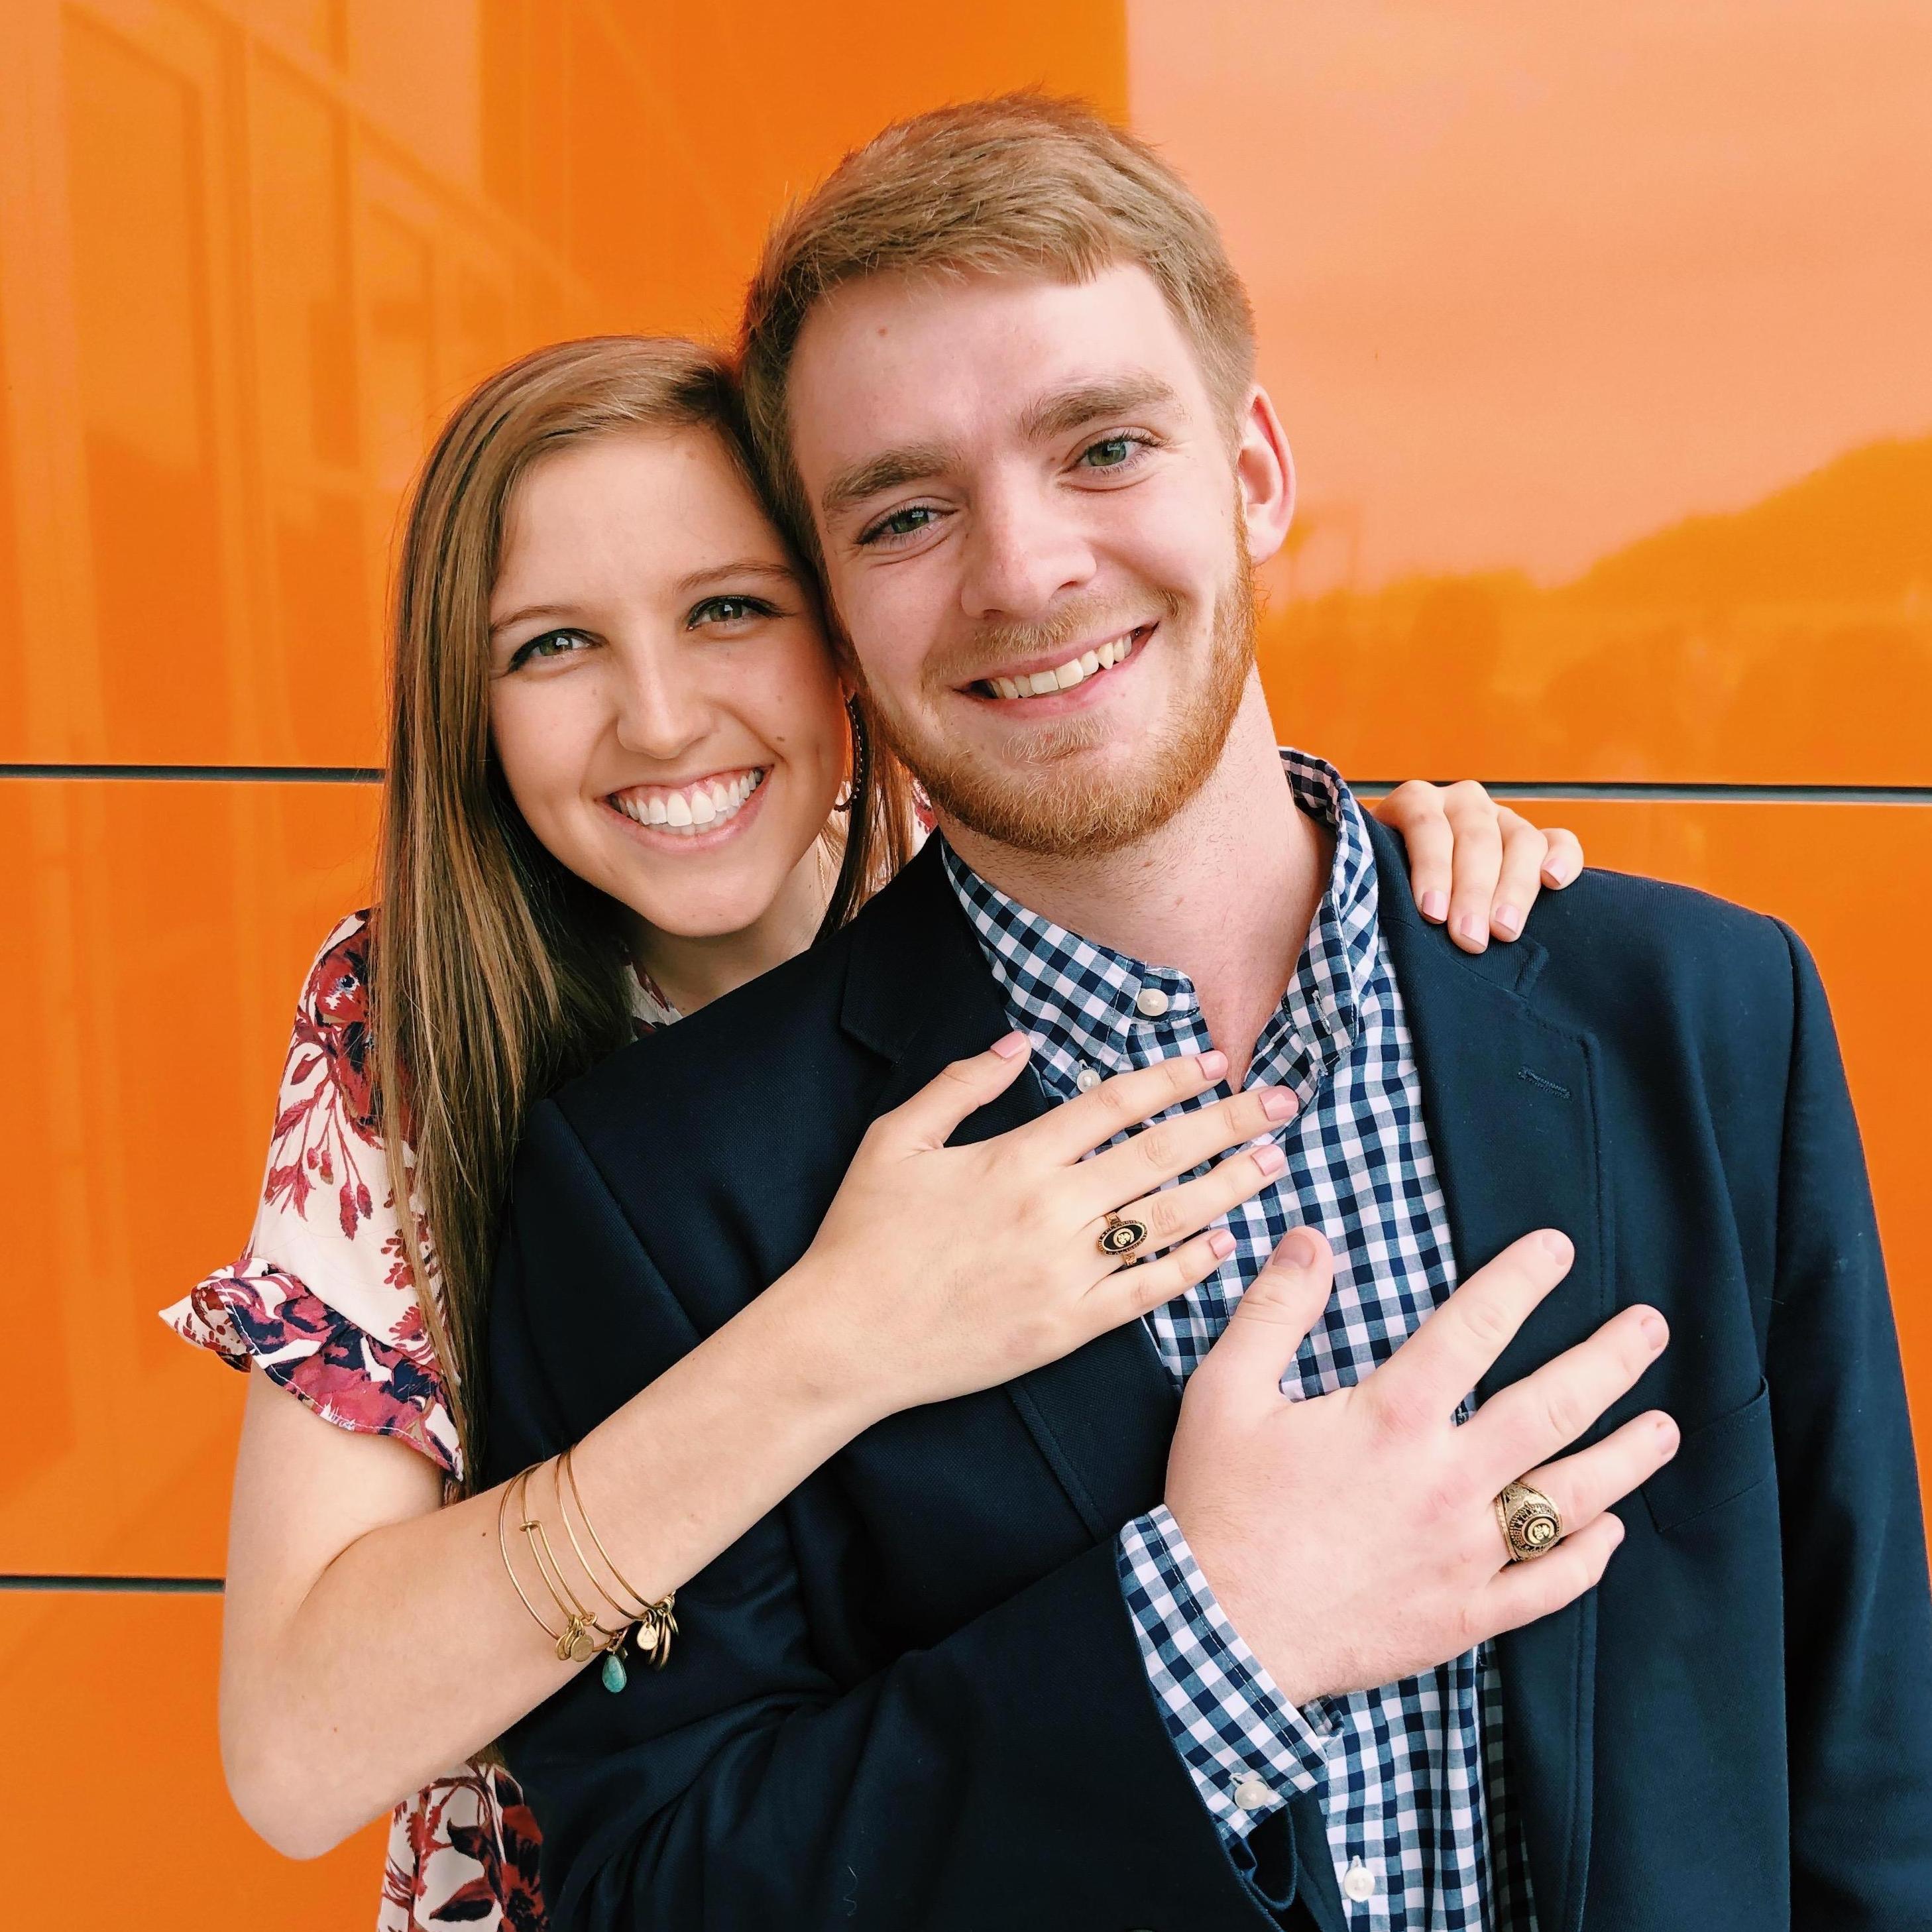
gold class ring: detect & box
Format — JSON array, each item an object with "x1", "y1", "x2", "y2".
[
  {"x1": 1495, "y1": 1480, "x2": 1564, "y2": 1562},
  {"x1": 1098, "y1": 1211, "x2": 1151, "y2": 1260}
]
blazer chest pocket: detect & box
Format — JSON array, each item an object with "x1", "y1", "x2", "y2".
[{"x1": 1642, "y1": 1378, "x2": 1775, "y2": 1535}]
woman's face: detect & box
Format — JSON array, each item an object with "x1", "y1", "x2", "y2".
[{"x1": 488, "y1": 425, "x2": 848, "y2": 948}]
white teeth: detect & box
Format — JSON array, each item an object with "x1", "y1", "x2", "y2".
[
  {"x1": 665, "y1": 792, "x2": 693, "y2": 826},
  {"x1": 689, "y1": 790, "x2": 716, "y2": 825},
  {"x1": 614, "y1": 767, "x2": 766, "y2": 837},
  {"x1": 646, "y1": 795, "x2": 669, "y2": 825},
  {"x1": 987, "y1": 630, "x2": 1139, "y2": 702}
]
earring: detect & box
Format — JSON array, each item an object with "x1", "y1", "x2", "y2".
[{"x1": 835, "y1": 697, "x2": 867, "y2": 815}]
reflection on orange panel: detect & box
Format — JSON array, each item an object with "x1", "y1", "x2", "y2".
[
  {"x1": 1501, "y1": 800, "x2": 1931, "y2": 1518},
  {"x1": 7, "y1": 0, "x2": 1125, "y2": 768},
  {"x1": 0, "y1": 779, "x2": 378, "y2": 1575},
  {"x1": 0, "y1": 1590, "x2": 384, "y2": 1927},
  {"x1": 1263, "y1": 436, "x2": 1932, "y2": 785}
]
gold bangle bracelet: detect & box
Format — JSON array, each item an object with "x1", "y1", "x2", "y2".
[
  {"x1": 497, "y1": 1465, "x2": 567, "y2": 1649},
  {"x1": 559, "y1": 1444, "x2": 677, "y2": 1673},
  {"x1": 558, "y1": 1444, "x2": 656, "y2": 1618},
  {"x1": 553, "y1": 1449, "x2": 648, "y2": 1623},
  {"x1": 518, "y1": 1471, "x2": 626, "y2": 1665}
]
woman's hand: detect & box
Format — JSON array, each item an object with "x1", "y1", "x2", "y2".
[
  {"x1": 782, "y1": 1037, "x2": 1291, "y2": 1422},
  {"x1": 1373, "y1": 780, "x2": 1583, "y2": 954}
]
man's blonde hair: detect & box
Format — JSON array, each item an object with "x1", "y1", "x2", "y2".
[{"x1": 738, "y1": 93, "x2": 1257, "y2": 567}]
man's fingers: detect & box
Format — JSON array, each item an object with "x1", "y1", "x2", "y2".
[
  {"x1": 1489, "y1": 809, "x2": 1550, "y2": 943},
  {"x1": 1469, "y1": 1306, "x2": 1670, "y2": 1487},
  {"x1": 1371, "y1": 1229, "x2": 1573, "y2": 1421},
  {"x1": 1193, "y1": 1227, "x2": 1335, "y2": 1386},
  {"x1": 877, "y1": 1032, "x2": 1035, "y2": 1151},
  {"x1": 1479, "y1": 1510, "x2": 1626, "y2": 1638},
  {"x1": 1373, "y1": 780, "x2": 1454, "y2": 926},
  {"x1": 1079, "y1": 1083, "x2": 1298, "y2": 1202},
  {"x1": 1514, "y1": 1411, "x2": 1679, "y2": 1544},
  {"x1": 1023, "y1": 1051, "x2": 1231, "y2": 1163},
  {"x1": 1442, "y1": 780, "x2": 1505, "y2": 955}
]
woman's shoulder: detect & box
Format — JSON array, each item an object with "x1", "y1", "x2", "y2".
[{"x1": 161, "y1": 907, "x2": 462, "y2": 1477}]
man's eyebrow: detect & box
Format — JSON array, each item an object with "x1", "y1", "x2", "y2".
[
  {"x1": 821, "y1": 441, "x2": 958, "y2": 520},
  {"x1": 1018, "y1": 374, "x2": 1180, "y2": 443},
  {"x1": 672, "y1": 558, "x2": 801, "y2": 595}
]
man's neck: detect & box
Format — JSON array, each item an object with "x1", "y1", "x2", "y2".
[{"x1": 940, "y1": 677, "x2": 1332, "y2": 1085}]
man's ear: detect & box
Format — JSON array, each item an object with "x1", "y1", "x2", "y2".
[{"x1": 1235, "y1": 386, "x2": 1296, "y2": 567}]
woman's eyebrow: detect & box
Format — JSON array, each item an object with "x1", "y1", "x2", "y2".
[
  {"x1": 673, "y1": 559, "x2": 801, "y2": 595},
  {"x1": 488, "y1": 602, "x2": 577, "y2": 637}
]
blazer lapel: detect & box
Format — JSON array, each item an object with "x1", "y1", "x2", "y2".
[
  {"x1": 841, "y1": 842, "x2": 1180, "y2": 1539},
  {"x1": 1368, "y1": 817, "x2": 1606, "y2": 1932}
]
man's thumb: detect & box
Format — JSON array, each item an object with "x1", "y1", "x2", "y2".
[{"x1": 1212, "y1": 1225, "x2": 1334, "y2": 1375}]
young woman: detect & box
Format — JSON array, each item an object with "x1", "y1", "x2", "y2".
[{"x1": 166, "y1": 337, "x2": 1582, "y2": 1932}]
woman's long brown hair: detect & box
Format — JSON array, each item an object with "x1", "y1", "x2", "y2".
[{"x1": 373, "y1": 336, "x2": 917, "y2": 1485}]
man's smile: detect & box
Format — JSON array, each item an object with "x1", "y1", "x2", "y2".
[{"x1": 969, "y1": 623, "x2": 1155, "y2": 705}]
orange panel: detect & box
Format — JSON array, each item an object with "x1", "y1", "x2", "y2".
[
  {"x1": 0, "y1": 1589, "x2": 386, "y2": 1926},
  {"x1": 1474, "y1": 798, "x2": 1932, "y2": 1518},
  {"x1": 0, "y1": 777, "x2": 378, "y2": 1575},
  {"x1": 3, "y1": 0, "x2": 1126, "y2": 768}
]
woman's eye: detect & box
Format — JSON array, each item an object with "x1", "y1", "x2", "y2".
[
  {"x1": 858, "y1": 504, "x2": 938, "y2": 547},
  {"x1": 507, "y1": 629, "x2": 593, "y2": 670},
  {"x1": 688, "y1": 595, "x2": 777, "y2": 628},
  {"x1": 1078, "y1": 434, "x2": 1147, "y2": 471}
]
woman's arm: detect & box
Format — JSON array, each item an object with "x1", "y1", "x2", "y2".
[{"x1": 219, "y1": 1045, "x2": 1291, "y2": 1856}]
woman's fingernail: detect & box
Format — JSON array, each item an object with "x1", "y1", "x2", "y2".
[
  {"x1": 1258, "y1": 1086, "x2": 1298, "y2": 1121},
  {"x1": 1277, "y1": 1227, "x2": 1320, "y2": 1269},
  {"x1": 1209, "y1": 1230, "x2": 1237, "y2": 1261},
  {"x1": 990, "y1": 1031, "x2": 1029, "y2": 1060},
  {"x1": 1253, "y1": 1144, "x2": 1288, "y2": 1178},
  {"x1": 1420, "y1": 889, "x2": 1448, "y2": 922},
  {"x1": 1455, "y1": 913, "x2": 1488, "y2": 949},
  {"x1": 1494, "y1": 904, "x2": 1522, "y2": 939},
  {"x1": 1196, "y1": 1049, "x2": 1229, "y2": 1080}
]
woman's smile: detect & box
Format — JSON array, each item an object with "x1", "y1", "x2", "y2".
[{"x1": 604, "y1": 766, "x2": 771, "y2": 846}]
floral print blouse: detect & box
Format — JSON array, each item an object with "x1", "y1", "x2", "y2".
[{"x1": 164, "y1": 910, "x2": 673, "y2": 1931}]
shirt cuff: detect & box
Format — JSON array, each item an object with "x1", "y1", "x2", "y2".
[{"x1": 1117, "y1": 1504, "x2": 1331, "y2": 1842}]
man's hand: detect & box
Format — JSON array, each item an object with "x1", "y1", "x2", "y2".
[{"x1": 1165, "y1": 1227, "x2": 1677, "y2": 1707}]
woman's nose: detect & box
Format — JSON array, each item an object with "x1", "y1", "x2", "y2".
[{"x1": 610, "y1": 650, "x2": 710, "y2": 761}]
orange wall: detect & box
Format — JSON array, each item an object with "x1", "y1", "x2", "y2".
[{"x1": 3, "y1": 3, "x2": 1927, "y2": 1926}]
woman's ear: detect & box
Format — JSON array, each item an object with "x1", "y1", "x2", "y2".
[{"x1": 1235, "y1": 386, "x2": 1296, "y2": 566}]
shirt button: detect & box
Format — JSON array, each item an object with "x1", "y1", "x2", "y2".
[
  {"x1": 1134, "y1": 986, "x2": 1170, "y2": 1018},
  {"x1": 1075, "y1": 1065, "x2": 1102, "y2": 1094},
  {"x1": 1343, "y1": 1858, "x2": 1376, "y2": 1902},
  {"x1": 1231, "y1": 1774, "x2": 1273, "y2": 1811}
]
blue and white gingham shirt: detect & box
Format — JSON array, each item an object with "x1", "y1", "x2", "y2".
[{"x1": 943, "y1": 752, "x2": 1536, "y2": 1931}]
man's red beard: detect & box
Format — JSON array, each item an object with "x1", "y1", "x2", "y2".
[{"x1": 859, "y1": 537, "x2": 1258, "y2": 861}]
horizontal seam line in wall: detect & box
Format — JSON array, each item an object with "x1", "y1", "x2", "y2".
[
  {"x1": 0, "y1": 763, "x2": 380, "y2": 783},
  {"x1": 1350, "y1": 780, "x2": 1932, "y2": 805},
  {"x1": 0, "y1": 1574, "x2": 223, "y2": 1593},
  {"x1": 2, "y1": 767, "x2": 1930, "y2": 805}
]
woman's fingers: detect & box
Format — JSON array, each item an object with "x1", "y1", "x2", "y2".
[
  {"x1": 1096, "y1": 1227, "x2": 1241, "y2": 1327},
  {"x1": 1440, "y1": 779, "x2": 1506, "y2": 954},
  {"x1": 1076, "y1": 1082, "x2": 1298, "y2": 1201},
  {"x1": 1373, "y1": 779, "x2": 1455, "y2": 926},
  {"x1": 1023, "y1": 1050, "x2": 1234, "y2": 1163},
  {"x1": 1489, "y1": 809, "x2": 1550, "y2": 942},
  {"x1": 1102, "y1": 1141, "x2": 1288, "y2": 1255},
  {"x1": 876, "y1": 1031, "x2": 1036, "y2": 1151},
  {"x1": 1540, "y1": 826, "x2": 1583, "y2": 888}
]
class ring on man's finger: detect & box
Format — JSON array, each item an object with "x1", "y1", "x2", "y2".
[
  {"x1": 1098, "y1": 1211, "x2": 1151, "y2": 1260},
  {"x1": 1495, "y1": 1480, "x2": 1563, "y2": 1562}
]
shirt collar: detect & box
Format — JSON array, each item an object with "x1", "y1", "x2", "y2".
[{"x1": 941, "y1": 749, "x2": 1382, "y2": 1084}]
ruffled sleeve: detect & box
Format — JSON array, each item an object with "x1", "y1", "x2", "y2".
[{"x1": 162, "y1": 910, "x2": 462, "y2": 1479}]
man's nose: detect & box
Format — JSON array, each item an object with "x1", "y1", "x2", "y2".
[{"x1": 956, "y1": 477, "x2": 1097, "y2": 622}]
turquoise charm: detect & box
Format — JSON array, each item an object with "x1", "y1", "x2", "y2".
[{"x1": 600, "y1": 1647, "x2": 628, "y2": 1693}]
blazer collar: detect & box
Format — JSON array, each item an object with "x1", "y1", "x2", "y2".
[
  {"x1": 839, "y1": 839, "x2": 1180, "y2": 1537},
  {"x1": 1368, "y1": 815, "x2": 1605, "y2": 1932}
]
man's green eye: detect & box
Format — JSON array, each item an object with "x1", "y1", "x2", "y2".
[
  {"x1": 886, "y1": 508, "x2": 933, "y2": 536},
  {"x1": 1084, "y1": 437, "x2": 1134, "y2": 467}
]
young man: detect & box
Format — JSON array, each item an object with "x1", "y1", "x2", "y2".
[{"x1": 486, "y1": 99, "x2": 1932, "y2": 1929}]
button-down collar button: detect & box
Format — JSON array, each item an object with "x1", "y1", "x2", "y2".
[
  {"x1": 1133, "y1": 986, "x2": 1170, "y2": 1019},
  {"x1": 1343, "y1": 1858, "x2": 1376, "y2": 1902},
  {"x1": 1075, "y1": 1064, "x2": 1102, "y2": 1094},
  {"x1": 1231, "y1": 1773, "x2": 1273, "y2": 1811}
]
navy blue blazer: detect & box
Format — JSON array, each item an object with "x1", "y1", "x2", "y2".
[{"x1": 486, "y1": 818, "x2": 1932, "y2": 1931}]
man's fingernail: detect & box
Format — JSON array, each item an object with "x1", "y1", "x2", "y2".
[
  {"x1": 1608, "y1": 1512, "x2": 1627, "y2": 1546},
  {"x1": 1420, "y1": 889, "x2": 1448, "y2": 922},
  {"x1": 1655, "y1": 1414, "x2": 1679, "y2": 1454},
  {"x1": 1640, "y1": 1309, "x2": 1668, "y2": 1347},
  {"x1": 1253, "y1": 1144, "x2": 1288, "y2": 1178},
  {"x1": 1259, "y1": 1086, "x2": 1298, "y2": 1121},
  {"x1": 1277, "y1": 1227, "x2": 1320, "y2": 1269},
  {"x1": 1196, "y1": 1050, "x2": 1229, "y2": 1080},
  {"x1": 1494, "y1": 904, "x2": 1522, "y2": 938},
  {"x1": 991, "y1": 1031, "x2": 1029, "y2": 1060},
  {"x1": 1455, "y1": 913, "x2": 1488, "y2": 949}
]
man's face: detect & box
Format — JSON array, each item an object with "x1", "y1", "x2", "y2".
[{"x1": 786, "y1": 262, "x2": 1289, "y2": 857}]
